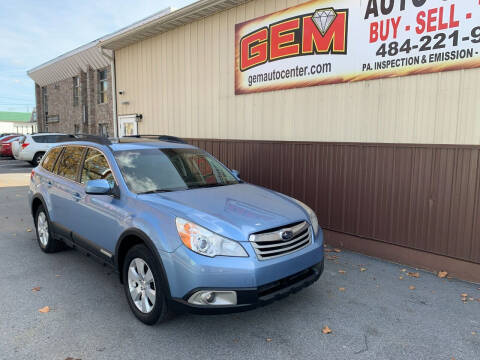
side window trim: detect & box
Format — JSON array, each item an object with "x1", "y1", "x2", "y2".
[
  {"x1": 77, "y1": 147, "x2": 88, "y2": 183},
  {"x1": 53, "y1": 147, "x2": 66, "y2": 175}
]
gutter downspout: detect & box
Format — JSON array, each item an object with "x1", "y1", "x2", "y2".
[{"x1": 101, "y1": 48, "x2": 118, "y2": 138}]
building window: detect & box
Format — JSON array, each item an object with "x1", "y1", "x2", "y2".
[
  {"x1": 98, "y1": 123, "x2": 108, "y2": 137},
  {"x1": 98, "y1": 69, "x2": 108, "y2": 104},
  {"x1": 73, "y1": 76, "x2": 80, "y2": 106},
  {"x1": 41, "y1": 87, "x2": 48, "y2": 115}
]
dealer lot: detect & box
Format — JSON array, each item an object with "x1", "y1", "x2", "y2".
[{"x1": 0, "y1": 161, "x2": 479, "y2": 360}]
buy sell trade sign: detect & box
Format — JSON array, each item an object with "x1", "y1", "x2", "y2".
[{"x1": 235, "y1": 0, "x2": 480, "y2": 94}]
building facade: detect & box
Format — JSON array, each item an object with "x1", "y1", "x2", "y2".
[
  {"x1": 29, "y1": 41, "x2": 114, "y2": 137},
  {"x1": 98, "y1": 0, "x2": 480, "y2": 282}
]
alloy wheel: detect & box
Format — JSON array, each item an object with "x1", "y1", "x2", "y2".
[
  {"x1": 127, "y1": 258, "x2": 156, "y2": 313},
  {"x1": 37, "y1": 212, "x2": 49, "y2": 247}
]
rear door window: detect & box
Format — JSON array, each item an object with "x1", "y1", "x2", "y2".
[
  {"x1": 41, "y1": 147, "x2": 62, "y2": 172},
  {"x1": 81, "y1": 148, "x2": 114, "y2": 186},
  {"x1": 32, "y1": 135, "x2": 45, "y2": 143},
  {"x1": 55, "y1": 146, "x2": 85, "y2": 182}
]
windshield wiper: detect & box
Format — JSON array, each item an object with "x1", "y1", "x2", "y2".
[
  {"x1": 187, "y1": 183, "x2": 229, "y2": 189},
  {"x1": 138, "y1": 188, "x2": 185, "y2": 194}
]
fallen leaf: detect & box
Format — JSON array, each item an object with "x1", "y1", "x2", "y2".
[
  {"x1": 322, "y1": 326, "x2": 332, "y2": 334},
  {"x1": 469, "y1": 298, "x2": 474, "y2": 301},
  {"x1": 401, "y1": 269, "x2": 407, "y2": 272},
  {"x1": 26, "y1": 228, "x2": 32, "y2": 232},
  {"x1": 461, "y1": 293, "x2": 468, "y2": 298},
  {"x1": 326, "y1": 255, "x2": 338, "y2": 261},
  {"x1": 437, "y1": 271, "x2": 448, "y2": 278},
  {"x1": 360, "y1": 267, "x2": 367, "y2": 272},
  {"x1": 409, "y1": 286, "x2": 416, "y2": 290},
  {"x1": 333, "y1": 248, "x2": 342, "y2": 253},
  {"x1": 38, "y1": 306, "x2": 50, "y2": 313},
  {"x1": 31, "y1": 286, "x2": 41, "y2": 292},
  {"x1": 266, "y1": 338, "x2": 272, "y2": 342},
  {"x1": 339, "y1": 287, "x2": 346, "y2": 292},
  {"x1": 55, "y1": 275, "x2": 61, "y2": 278},
  {"x1": 324, "y1": 248, "x2": 333, "y2": 253},
  {"x1": 407, "y1": 272, "x2": 420, "y2": 278},
  {"x1": 338, "y1": 270, "x2": 346, "y2": 274},
  {"x1": 399, "y1": 276, "x2": 404, "y2": 280},
  {"x1": 472, "y1": 332, "x2": 477, "y2": 336}
]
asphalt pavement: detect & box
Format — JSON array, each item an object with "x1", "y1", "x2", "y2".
[{"x1": 0, "y1": 158, "x2": 479, "y2": 360}]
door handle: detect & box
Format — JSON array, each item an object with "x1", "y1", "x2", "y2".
[
  {"x1": 47, "y1": 181, "x2": 52, "y2": 187},
  {"x1": 72, "y1": 192, "x2": 82, "y2": 201}
]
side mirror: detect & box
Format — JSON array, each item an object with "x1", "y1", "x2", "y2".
[
  {"x1": 86, "y1": 179, "x2": 115, "y2": 196},
  {"x1": 231, "y1": 169, "x2": 241, "y2": 180}
]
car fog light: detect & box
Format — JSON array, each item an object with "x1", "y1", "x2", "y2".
[
  {"x1": 201, "y1": 291, "x2": 216, "y2": 303},
  {"x1": 188, "y1": 290, "x2": 237, "y2": 306}
]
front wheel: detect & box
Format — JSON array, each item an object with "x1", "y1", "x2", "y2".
[{"x1": 122, "y1": 245, "x2": 173, "y2": 325}]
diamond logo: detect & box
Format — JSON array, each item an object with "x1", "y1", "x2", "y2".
[{"x1": 312, "y1": 8, "x2": 337, "y2": 36}]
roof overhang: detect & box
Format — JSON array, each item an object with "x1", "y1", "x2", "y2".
[
  {"x1": 99, "y1": 0, "x2": 247, "y2": 51},
  {"x1": 27, "y1": 40, "x2": 112, "y2": 87}
]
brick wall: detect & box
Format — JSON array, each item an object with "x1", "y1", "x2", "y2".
[{"x1": 34, "y1": 66, "x2": 113, "y2": 136}]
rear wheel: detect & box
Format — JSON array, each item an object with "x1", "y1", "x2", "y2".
[
  {"x1": 35, "y1": 205, "x2": 64, "y2": 253},
  {"x1": 122, "y1": 244, "x2": 173, "y2": 325},
  {"x1": 31, "y1": 152, "x2": 45, "y2": 167}
]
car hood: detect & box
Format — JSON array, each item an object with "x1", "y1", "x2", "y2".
[{"x1": 139, "y1": 183, "x2": 308, "y2": 241}]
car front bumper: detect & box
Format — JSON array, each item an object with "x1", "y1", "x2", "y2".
[
  {"x1": 162, "y1": 228, "x2": 325, "y2": 314},
  {"x1": 170, "y1": 259, "x2": 324, "y2": 314}
]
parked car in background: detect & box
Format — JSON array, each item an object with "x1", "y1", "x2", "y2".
[
  {"x1": 29, "y1": 135, "x2": 324, "y2": 325},
  {"x1": 0, "y1": 136, "x2": 21, "y2": 157},
  {"x1": 0, "y1": 133, "x2": 20, "y2": 139},
  {"x1": 0, "y1": 134, "x2": 20, "y2": 143},
  {"x1": 12, "y1": 133, "x2": 75, "y2": 166}
]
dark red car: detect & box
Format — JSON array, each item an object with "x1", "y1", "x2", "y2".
[{"x1": 0, "y1": 136, "x2": 21, "y2": 157}]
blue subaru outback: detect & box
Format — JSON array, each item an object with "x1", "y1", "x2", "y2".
[{"x1": 29, "y1": 135, "x2": 324, "y2": 324}]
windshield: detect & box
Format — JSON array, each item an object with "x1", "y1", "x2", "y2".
[{"x1": 114, "y1": 148, "x2": 239, "y2": 194}]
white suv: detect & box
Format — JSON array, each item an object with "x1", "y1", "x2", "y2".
[{"x1": 12, "y1": 133, "x2": 75, "y2": 166}]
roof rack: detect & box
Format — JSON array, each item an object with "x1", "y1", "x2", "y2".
[{"x1": 122, "y1": 135, "x2": 187, "y2": 144}]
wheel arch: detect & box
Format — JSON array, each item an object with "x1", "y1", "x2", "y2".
[
  {"x1": 115, "y1": 228, "x2": 172, "y2": 299},
  {"x1": 31, "y1": 194, "x2": 47, "y2": 219}
]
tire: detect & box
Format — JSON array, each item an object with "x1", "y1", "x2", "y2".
[
  {"x1": 122, "y1": 244, "x2": 173, "y2": 325},
  {"x1": 31, "y1": 152, "x2": 45, "y2": 167},
  {"x1": 34, "y1": 205, "x2": 64, "y2": 253}
]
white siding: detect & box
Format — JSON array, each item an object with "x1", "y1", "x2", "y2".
[{"x1": 115, "y1": 0, "x2": 480, "y2": 145}]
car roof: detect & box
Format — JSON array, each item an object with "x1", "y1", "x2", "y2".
[{"x1": 52, "y1": 140, "x2": 198, "y2": 152}]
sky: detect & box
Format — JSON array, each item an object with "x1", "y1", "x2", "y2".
[{"x1": 0, "y1": 0, "x2": 195, "y2": 113}]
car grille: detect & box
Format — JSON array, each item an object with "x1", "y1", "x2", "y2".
[{"x1": 249, "y1": 221, "x2": 311, "y2": 260}]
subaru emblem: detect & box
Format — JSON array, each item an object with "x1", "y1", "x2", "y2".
[{"x1": 281, "y1": 230, "x2": 294, "y2": 241}]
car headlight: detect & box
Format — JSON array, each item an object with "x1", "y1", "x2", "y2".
[
  {"x1": 176, "y1": 218, "x2": 248, "y2": 258},
  {"x1": 291, "y1": 198, "x2": 319, "y2": 235}
]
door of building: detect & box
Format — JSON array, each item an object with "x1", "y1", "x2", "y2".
[{"x1": 118, "y1": 115, "x2": 138, "y2": 137}]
